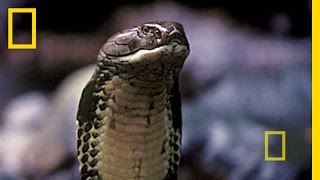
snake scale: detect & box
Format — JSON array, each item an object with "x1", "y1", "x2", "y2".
[{"x1": 76, "y1": 21, "x2": 189, "y2": 180}]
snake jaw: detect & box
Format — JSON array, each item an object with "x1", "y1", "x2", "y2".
[{"x1": 98, "y1": 43, "x2": 188, "y2": 81}]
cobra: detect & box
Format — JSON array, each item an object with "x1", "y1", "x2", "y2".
[{"x1": 76, "y1": 21, "x2": 190, "y2": 180}]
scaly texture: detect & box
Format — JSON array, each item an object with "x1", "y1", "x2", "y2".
[{"x1": 76, "y1": 21, "x2": 189, "y2": 180}]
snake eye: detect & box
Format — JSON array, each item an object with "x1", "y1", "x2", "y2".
[
  {"x1": 141, "y1": 26, "x2": 150, "y2": 35},
  {"x1": 141, "y1": 26, "x2": 161, "y2": 39}
]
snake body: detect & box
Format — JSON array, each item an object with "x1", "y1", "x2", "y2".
[{"x1": 76, "y1": 21, "x2": 189, "y2": 180}]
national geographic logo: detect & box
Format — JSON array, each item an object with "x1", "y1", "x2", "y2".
[
  {"x1": 265, "y1": 131, "x2": 286, "y2": 161},
  {"x1": 8, "y1": 8, "x2": 36, "y2": 49}
]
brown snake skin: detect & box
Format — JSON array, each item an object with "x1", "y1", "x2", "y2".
[{"x1": 76, "y1": 21, "x2": 189, "y2": 180}]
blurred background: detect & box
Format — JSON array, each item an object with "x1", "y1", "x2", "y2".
[{"x1": 0, "y1": 0, "x2": 311, "y2": 179}]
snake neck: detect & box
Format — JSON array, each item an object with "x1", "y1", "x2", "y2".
[
  {"x1": 103, "y1": 74, "x2": 172, "y2": 117},
  {"x1": 95, "y1": 74, "x2": 174, "y2": 179}
]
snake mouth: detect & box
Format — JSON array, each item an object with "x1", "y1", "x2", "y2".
[
  {"x1": 99, "y1": 41, "x2": 189, "y2": 64},
  {"x1": 99, "y1": 39, "x2": 189, "y2": 59}
]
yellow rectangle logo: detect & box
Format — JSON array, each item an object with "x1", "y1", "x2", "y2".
[
  {"x1": 265, "y1": 131, "x2": 286, "y2": 161},
  {"x1": 8, "y1": 8, "x2": 36, "y2": 49}
]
